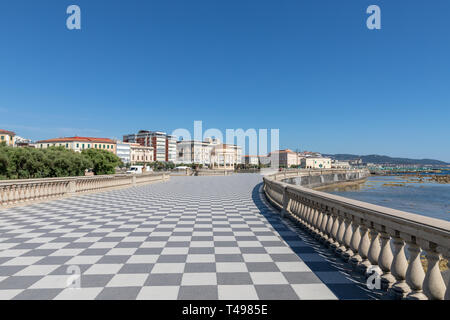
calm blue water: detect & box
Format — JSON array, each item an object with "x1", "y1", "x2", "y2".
[{"x1": 321, "y1": 176, "x2": 450, "y2": 221}]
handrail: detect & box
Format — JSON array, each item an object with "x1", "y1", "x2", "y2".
[
  {"x1": 0, "y1": 172, "x2": 170, "y2": 207},
  {"x1": 263, "y1": 169, "x2": 449, "y2": 300}
]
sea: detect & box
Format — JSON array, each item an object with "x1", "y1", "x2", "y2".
[{"x1": 320, "y1": 175, "x2": 450, "y2": 221}]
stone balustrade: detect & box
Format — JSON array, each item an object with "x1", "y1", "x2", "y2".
[
  {"x1": 195, "y1": 169, "x2": 233, "y2": 176},
  {"x1": 0, "y1": 172, "x2": 169, "y2": 207},
  {"x1": 263, "y1": 171, "x2": 450, "y2": 300}
]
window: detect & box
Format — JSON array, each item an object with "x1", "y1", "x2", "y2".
[
  {"x1": 95, "y1": 144, "x2": 97, "y2": 148},
  {"x1": 82, "y1": 144, "x2": 85, "y2": 149},
  {"x1": 76, "y1": 144, "x2": 79, "y2": 148},
  {"x1": 66, "y1": 143, "x2": 69, "y2": 148},
  {"x1": 1, "y1": 136, "x2": 4, "y2": 140},
  {"x1": 88, "y1": 144, "x2": 91, "y2": 148}
]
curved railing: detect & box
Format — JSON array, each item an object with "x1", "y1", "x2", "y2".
[
  {"x1": 263, "y1": 170, "x2": 449, "y2": 300},
  {"x1": 0, "y1": 172, "x2": 169, "y2": 207}
]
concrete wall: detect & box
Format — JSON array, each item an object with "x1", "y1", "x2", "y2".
[{"x1": 283, "y1": 170, "x2": 370, "y2": 189}]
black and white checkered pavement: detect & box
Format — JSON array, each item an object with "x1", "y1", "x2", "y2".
[{"x1": 0, "y1": 174, "x2": 374, "y2": 300}]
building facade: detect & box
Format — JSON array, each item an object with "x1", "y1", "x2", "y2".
[
  {"x1": 36, "y1": 137, "x2": 116, "y2": 153},
  {"x1": 301, "y1": 157, "x2": 332, "y2": 169},
  {"x1": 0, "y1": 129, "x2": 16, "y2": 146},
  {"x1": 130, "y1": 144, "x2": 154, "y2": 164},
  {"x1": 268, "y1": 149, "x2": 301, "y2": 168},
  {"x1": 116, "y1": 142, "x2": 131, "y2": 164},
  {"x1": 210, "y1": 140, "x2": 242, "y2": 170},
  {"x1": 176, "y1": 140, "x2": 212, "y2": 166},
  {"x1": 123, "y1": 130, "x2": 175, "y2": 162}
]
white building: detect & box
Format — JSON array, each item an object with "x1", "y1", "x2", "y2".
[
  {"x1": 116, "y1": 142, "x2": 131, "y2": 164},
  {"x1": 301, "y1": 157, "x2": 332, "y2": 169},
  {"x1": 176, "y1": 138, "x2": 242, "y2": 169},
  {"x1": 176, "y1": 140, "x2": 212, "y2": 166},
  {"x1": 123, "y1": 130, "x2": 175, "y2": 163}
]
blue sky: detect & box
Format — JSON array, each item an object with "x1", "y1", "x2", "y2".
[{"x1": 0, "y1": 0, "x2": 449, "y2": 161}]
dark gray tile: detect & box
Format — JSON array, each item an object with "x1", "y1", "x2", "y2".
[
  {"x1": 255, "y1": 284, "x2": 299, "y2": 300},
  {"x1": 178, "y1": 285, "x2": 218, "y2": 300},
  {"x1": 217, "y1": 272, "x2": 253, "y2": 285}
]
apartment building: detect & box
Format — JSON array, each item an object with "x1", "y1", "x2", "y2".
[
  {"x1": 0, "y1": 129, "x2": 16, "y2": 146},
  {"x1": 123, "y1": 130, "x2": 175, "y2": 162},
  {"x1": 36, "y1": 137, "x2": 116, "y2": 153}
]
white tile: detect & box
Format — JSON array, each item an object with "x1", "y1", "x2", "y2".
[
  {"x1": 127, "y1": 255, "x2": 158, "y2": 264},
  {"x1": 84, "y1": 264, "x2": 123, "y2": 275},
  {"x1": 137, "y1": 286, "x2": 180, "y2": 300},
  {"x1": 106, "y1": 248, "x2": 137, "y2": 256},
  {"x1": 30, "y1": 275, "x2": 72, "y2": 289},
  {"x1": 186, "y1": 254, "x2": 215, "y2": 263},
  {"x1": 243, "y1": 254, "x2": 272, "y2": 262},
  {"x1": 50, "y1": 249, "x2": 84, "y2": 256},
  {"x1": 54, "y1": 287, "x2": 103, "y2": 300},
  {"x1": 216, "y1": 262, "x2": 248, "y2": 273},
  {"x1": 89, "y1": 242, "x2": 118, "y2": 249},
  {"x1": 14, "y1": 265, "x2": 59, "y2": 276},
  {"x1": 275, "y1": 262, "x2": 311, "y2": 272},
  {"x1": 0, "y1": 289, "x2": 22, "y2": 300},
  {"x1": 215, "y1": 247, "x2": 240, "y2": 254},
  {"x1": 3, "y1": 256, "x2": 43, "y2": 266},
  {"x1": 106, "y1": 274, "x2": 148, "y2": 287},
  {"x1": 250, "y1": 272, "x2": 288, "y2": 285},
  {"x1": 66, "y1": 255, "x2": 103, "y2": 265},
  {"x1": 181, "y1": 273, "x2": 217, "y2": 286},
  {"x1": 151, "y1": 263, "x2": 185, "y2": 274},
  {"x1": 291, "y1": 284, "x2": 338, "y2": 300},
  {"x1": 161, "y1": 247, "x2": 189, "y2": 255},
  {"x1": 218, "y1": 285, "x2": 258, "y2": 300}
]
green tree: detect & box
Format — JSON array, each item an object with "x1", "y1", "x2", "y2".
[{"x1": 81, "y1": 148, "x2": 122, "y2": 175}]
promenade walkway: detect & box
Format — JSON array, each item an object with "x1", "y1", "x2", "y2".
[{"x1": 0, "y1": 174, "x2": 376, "y2": 300}]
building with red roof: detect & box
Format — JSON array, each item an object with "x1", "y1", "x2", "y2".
[
  {"x1": 0, "y1": 129, "x2": 16, "y2": 146},
  {"x1": 36, "y1": 136, "x2": 117, "y2": 153}
]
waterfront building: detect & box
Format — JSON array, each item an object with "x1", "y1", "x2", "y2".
[
  {"x1": 210, "y1": 139, "x2": 242, "y2": 170},
  {"x1": 130, "y1": 143, "x2": 154, "y2": 164},
  {"x1": 36, "y1": 136, "x2": 116, "y2": 153},
  {"x1": 0, "y1": 129, "x2": 16, "y2": 146},
  {"x1": 268, "y1": 149, "x2": 302, "y2": 168},
  {"x1": 176, "y1": 140, "x2": 212, "y2": 166},
  {"x1": 123, "y1": 130, "x2": 175, "y2": 162},
  {"x1": 301, "y1": 157, "x2": 332, "y2": 169},
  {"x1": 331, "y1": 160, "x2": 351, "y2": 169}
]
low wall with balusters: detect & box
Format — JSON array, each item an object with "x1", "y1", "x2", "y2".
[
  {"x1": 263, "y1": 170, "x2": 449, "y2": 300},
  {"x1": 0, "y1": 172, "x2": 170, "y2": 208}
]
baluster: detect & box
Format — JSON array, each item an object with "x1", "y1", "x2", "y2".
[
  {"x1": 378, "y1": 230, "x2": 395, "y2": 290},
  {"x1": 356, "y1": 221, "x2": 371, "y2": 274},
  {"x1": 319, "y1": 207, "x2": 329, "y2": 243},
  {"x1": 313, "y1": 205, "x2": 323, "y2": 239},
  {"x1": 327, "y1": 210, "x2": 339, "y2": 248},
  {"x1": 349, "y1": 218, "x2": 362, "y2": 268},
  {"x1": 390, "y1": 233, "x2": 411, "y2": 298},
  {"x1": 422, "y1": 242, "x2": 446, "y2": 300},
  {"x1": 334, "y1": 213, "x2": 346, "y2": 253},
  {"x1": 325, "y1": 209, "x2": 335, "y2": 247},
  {"x1": 405, "y1": 236, "x2": 427, "y2": 300},
  {"x1": 341, "y1": 216, "x2": 354, "y2": 260}
]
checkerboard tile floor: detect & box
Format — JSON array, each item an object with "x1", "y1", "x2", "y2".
[{"x1": 0, "y1": 174, "x2": 374, "y2": 300}]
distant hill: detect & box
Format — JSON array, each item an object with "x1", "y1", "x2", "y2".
[{"x1": 323, "y1": 154, "x2": 449, "y2": 166}]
